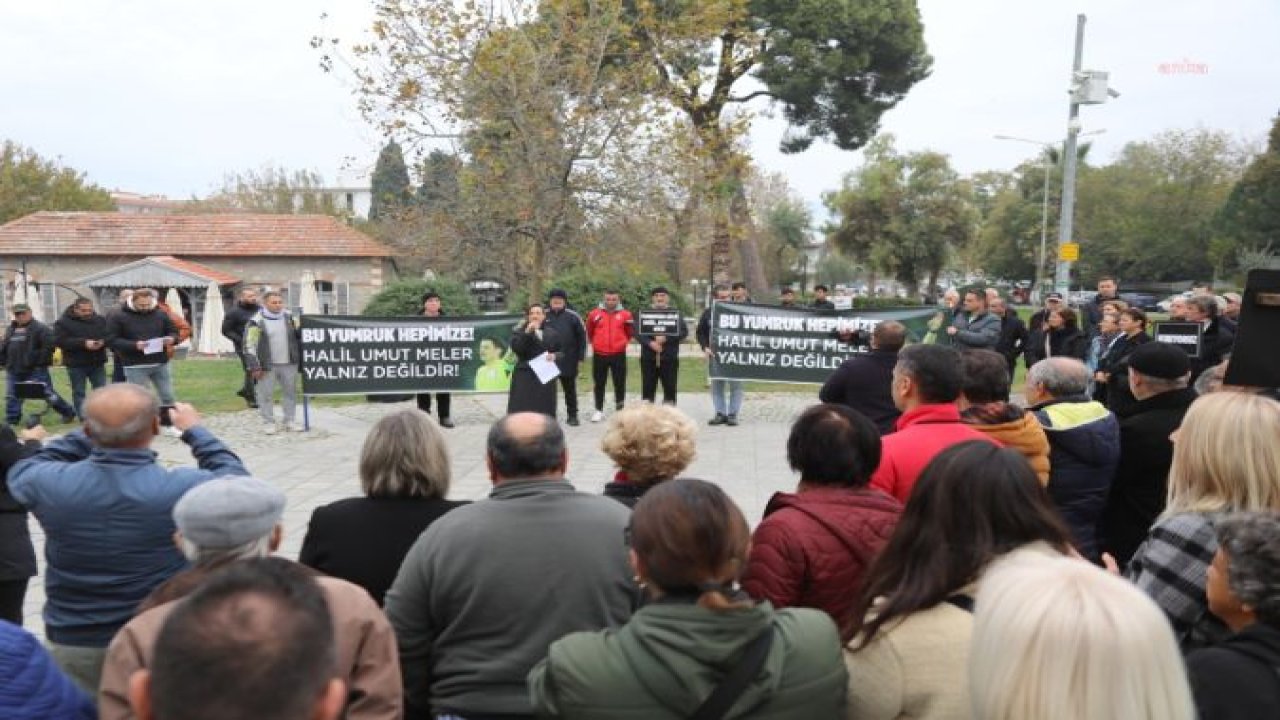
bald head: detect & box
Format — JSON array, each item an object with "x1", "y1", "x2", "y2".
[
  {"x1": 486, "y1": 413, "x2": 567, "y2": 482},
  {"x1": 871, "y1": 321, "x2": 907, "y2": 353},
  {"x1": 84, "y1": 384, "x2": 159, "y2": 448}
]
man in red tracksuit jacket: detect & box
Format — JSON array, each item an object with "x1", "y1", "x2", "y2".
[
  {"x1": 585, "y1": 289, "x2": 634, "y2": 422},
  {"x1": 870, "y1": 344, "x2": 1000, "y2": 503}
]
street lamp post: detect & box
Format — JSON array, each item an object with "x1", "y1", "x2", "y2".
[
  {"x1": 995, "y1": 129, "x2": 1105, "y2": 304},
  {"x1": 994, "y1": 136, "x2": 1053, "y2": 303}
]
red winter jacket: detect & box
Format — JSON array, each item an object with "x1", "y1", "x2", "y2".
[
  {"x1": 742, "y1": 487, "x2": 902, "y2": 642},
  {"x1": 870, "y1": 403, "x2": 1001, "y2": 503},
  {"x1": 585, "y1": 306, "x2": 634, "y2": 356}
]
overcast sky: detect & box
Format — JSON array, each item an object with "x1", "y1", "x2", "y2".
[{"x1": 3, "y1": 0, "x2": 1276, "y2": 218}]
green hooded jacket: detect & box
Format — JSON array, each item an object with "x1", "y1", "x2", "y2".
[{"x1": 528, "y1": 601, "x2": 846, "y2": 719}]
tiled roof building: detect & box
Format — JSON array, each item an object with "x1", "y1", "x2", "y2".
[{"x1": 0, "y1": 212, "x2": 395, "y2": 340}]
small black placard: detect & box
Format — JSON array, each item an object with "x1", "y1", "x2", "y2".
[
  {"x1": 638, "y1": 309, "x2": 682, "y2": 336},
  {"x1": 1153, "y1": 322, "x2": 1203, "y2": 358}
]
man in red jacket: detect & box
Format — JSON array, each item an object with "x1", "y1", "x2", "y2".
[
  {"x1": 585, "y1": 289, "x2": 634, "y2": 422},
  {"x1": 870, "y1": 344, "x2": 1000, "y2": 502}
]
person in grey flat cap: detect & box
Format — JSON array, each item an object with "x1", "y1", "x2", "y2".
[{"x1": 98, "y1": 476, "x2": 403, "y2": 720}]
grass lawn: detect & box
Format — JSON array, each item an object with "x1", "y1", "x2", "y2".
[
  {"x1": 4, "y1": 358, "x2": 363, "y2": 430},
  {"x1": 12, "y1": 329, "x2": 1066, "y2": 429}
]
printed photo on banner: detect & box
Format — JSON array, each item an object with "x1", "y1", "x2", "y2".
[
  {"x1": 707, "y1": 302, "x2": 938, "y2": 384},
  {"x1": 299, "y1": 315, "x2": 522, "y2": 395}
]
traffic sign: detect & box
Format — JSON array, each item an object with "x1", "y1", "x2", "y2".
[{"x1": 1059, "y1": 242, "x2": 1080, "y2": 262}]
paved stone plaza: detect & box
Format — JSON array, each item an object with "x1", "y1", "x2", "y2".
[{"x1": 20, "y1": 390, "x2": 817, "y2": 630}]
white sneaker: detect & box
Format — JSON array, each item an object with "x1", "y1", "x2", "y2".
[
  {"x1": 262, "y1": 422, "x2": 279, "y2": 436},
  {"x1": 284, "y1": 422, "x2": 305, "y2": 433},
  {"x1": 591, "y1": 410, "x2": 604, "y2": 423}
]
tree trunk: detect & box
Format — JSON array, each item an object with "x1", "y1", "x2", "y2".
[
  {"x1": 529, "y1": 233, "x2": 546, "y2": 302},
  {"x1": 730, "y1": 163, "x2": 769, "y2": 297},
  {"x1": 710, "y1": 203, "x2": 734, "y2": 287},
  {"x1": 903, "y1": 276, "x2": 920, "y2": 300},
  {"x1": 668, "y1": 194, "x2": 698, "y2": 286}
]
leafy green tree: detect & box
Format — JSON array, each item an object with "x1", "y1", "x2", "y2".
[
  {"x1": 622, "y1": 0, "x2": 932, "y2": 292},
  {"x1": 762, "y1": 199, "x2": 812, "y2": 289},
  {"x1": 361, "y1": 276, "x2": 479, "y2": 316},
  {"x1": 370, "y1": 140, "x2": 413, "y2": 222},
  {"x1": 1074, "y1": 128, "x2": 1247, "y2": 282},
  {"x1": 1215, "y1": 112, "x2": 1280, "y2": 274},
  {"x1": 814, "y1": 251, "x2": 860, "y2": 289},
  {"x1": 971, "y1": 162, "x2": 1053, "y2": 283},
  {"x1": 0, "y1": 140, "x2": 115, "y2": 223},
  {"x1": 825, "y1": 137, "x2": 975, "y2": 298},
  {"x1": 416, "y1": 150, "x2": 461, "y2": 209}
]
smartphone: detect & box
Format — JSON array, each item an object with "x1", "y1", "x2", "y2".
[{"x1": 158, "y1": 405, "x2": 175, "y2": 427}]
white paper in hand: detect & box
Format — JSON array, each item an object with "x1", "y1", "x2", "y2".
[
  {"x1": 530, "y1": 353, "x2": 561, "y2": 385},
  {"x1": 142, "y1": 338, "x2": 166, "y2": 354}
]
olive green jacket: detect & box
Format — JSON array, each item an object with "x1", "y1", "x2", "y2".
[{"x1": 529, "y1": 601, "x2": 847, "y2": 719}]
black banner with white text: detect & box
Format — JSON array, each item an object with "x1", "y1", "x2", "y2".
[{"x1": 707, "y1": 303, "x2": 937, "y2": 384}]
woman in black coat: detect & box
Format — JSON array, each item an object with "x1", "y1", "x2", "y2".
[
  {"x1": 507, "y1": 303, "x2": 561, "y2": 417},
  {"x1": 1037, "y1": 307, "x2": 1088, "y2": 364},
  {"x1": 299, "y1": 409, "x2": 466, "y2": 605},
  {"x1": 1096, "y1": 308, "x2": 1152, "y2": 413},
  {"x1": 0, "y1": 425, "x2": 40, "y2": 625}
]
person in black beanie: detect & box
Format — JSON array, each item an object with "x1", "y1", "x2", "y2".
[
  {"x1": 542, "y1": 288, "x2": 587, "y2": 426},
  {"x1": 415, "y1": 292, "x2": 453, "y2": 428},
  {"x1": 636, "y1": 287, "x2": 688, "y2": 405}
]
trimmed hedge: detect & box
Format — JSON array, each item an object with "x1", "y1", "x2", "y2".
[
  {"x1": 508, "y1": 267, "x2": 693, "y2": 317},
  {"x1": 362, "y1": 277, "x2": 480, "y2": 316}
]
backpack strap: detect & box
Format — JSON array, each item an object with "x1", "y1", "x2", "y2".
[{"x1": 690, "y1": 627, "x2": 775, "y2": 720}]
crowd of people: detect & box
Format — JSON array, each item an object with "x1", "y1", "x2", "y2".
[{"x1": 0, "y1": 274, "x2": 1277, "y2": 720}]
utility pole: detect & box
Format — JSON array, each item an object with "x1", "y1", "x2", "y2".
[
  {"x1": 1055, "y1": 14, "x2": 1119, "y2": 297},
  {"x1": 1054, "y1": 15, "x2": 1086, "y2": 297}
]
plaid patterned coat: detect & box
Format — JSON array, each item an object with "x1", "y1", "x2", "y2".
[{"x1": 1127, "y1": 511, "x2": 1232, "y2": 652}]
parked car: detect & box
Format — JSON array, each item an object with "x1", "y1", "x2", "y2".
[{"x1": 1120, "y1": 292, "x2": 1162, "y2": 312}]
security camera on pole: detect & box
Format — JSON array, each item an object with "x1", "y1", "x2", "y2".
[{"x1": 1055, "y1": 14, "x2": 1120, "y2": 298}]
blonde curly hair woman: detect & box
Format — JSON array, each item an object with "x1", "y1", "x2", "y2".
[{"x1": 601, "y1": 403, "x2": 697, "y2": 508}]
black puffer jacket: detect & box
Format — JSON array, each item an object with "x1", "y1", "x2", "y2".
[
  {"x1": 543, "y1": 306, "x2": 587, "y2": 369},
  {"x1": 53, "y1": 305, "x2": 109, "y2": 368},
  {"x1": 221, "y1": 300, "x2": 259, "y2": 352},
  {"x1": 0, "y1": 319, "x2": 56, "y2": 373},
  {"x1": 106, "y1": 305, "x2": 178, "y2": 366}
]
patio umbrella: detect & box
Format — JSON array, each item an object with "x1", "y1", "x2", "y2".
[
  {"x1": 197, "y1": 282, "x2": 235, "y2": 355},
  {"x1": 164, "y1": 287, "x2": 184, "y2": 313},
  {"x1": 299, "y1": 270, "x2": 321, "y2": 315}
]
